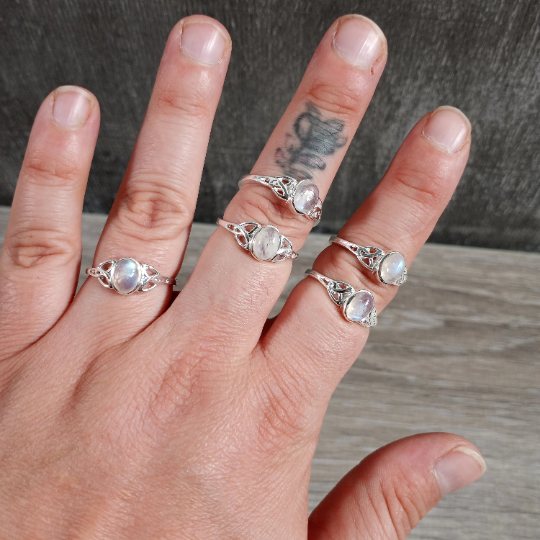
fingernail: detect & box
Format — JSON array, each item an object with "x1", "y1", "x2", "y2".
[
  {"x1": 180, "y1": 22, "x2": 227, "y2": 64},
  {"x1": 52, "y1": 87, "x2": 91, "y2": 128},
  {"x1": 434, "y1": 446, "x2": 486, "y2": 496},
  {"x1": 333, "y1": 15, "x2": 385, "y2": 69},
  {"x1": 423, "y1": 106, "x2": 471, "y2": 154}
]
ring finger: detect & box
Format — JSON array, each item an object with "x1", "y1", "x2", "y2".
[
  {"x1": 260, "y1": 106, "x2": 471, "y2": 403},
  {"x1": 161, "y1": 14, "x2": 388, "y2": 359}
]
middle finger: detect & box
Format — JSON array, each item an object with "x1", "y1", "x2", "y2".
[
  {"x1": 75, "y1": 15, "x2": 232, "y2": 332},
  {"x1": 163, "y1": 15, "x2": 388, "y2": 357}
]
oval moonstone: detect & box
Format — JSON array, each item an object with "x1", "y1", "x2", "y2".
[
  {"x1": 293, "y1": 180, "x2": 319, "y2": 214},
  {"x1": 344, "y1": 291, "x2": 374, "y2": 323},
  {"x1": 251, "y1": 226, "x2": 281, "y2": 261},
  {"x1": 379, "y1": 252, "x2": 406, "y2": 284},
  {"x1": 112, "y1": 258, "x2": 141, "y2": 294}
]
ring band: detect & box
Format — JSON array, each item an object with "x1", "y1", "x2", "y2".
[
  {"x1": 305, "y1": 269, "x2": 377, "y2": 327},
  {"x1": 86, "y1": 257, "x2": 176, "y2": 294},
  {"x1": 239, "y1": 175, "x2": 322, "y2": 224},
  {"x1": 329, "y1": 236, "x2": 408, "y2": 286},
  {"x1": 217, "y1": 219, "x2": 298, "y2": 262}
]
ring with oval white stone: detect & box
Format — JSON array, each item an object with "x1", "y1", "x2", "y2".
[
  {"x1": 217, "y1": 219, "x2": 298, "y2": 262},
  {"x1": 305, "y1": 269, "x2": 377, "y2": 327},
  {"x1": 86, "y1": 258, "x2": 176, "y2": 295},
  {"x1": 239, "y1": 175, "x2": 322, "y2": 225},
  {"x1": 329, "y1": 236, "x2": 408, "y2": 286}
]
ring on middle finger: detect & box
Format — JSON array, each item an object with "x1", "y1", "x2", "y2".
[
  {"x1": 217, "y1": 219, "x2": 298, "y2": 263},
  {"x1": 239, "y1": 174, "x2": 322, "y2": 224}
]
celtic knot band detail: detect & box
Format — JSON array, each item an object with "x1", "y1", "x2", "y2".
[
  {"x1": 217, "y1": 219, "x2": 298, "y2": 263},
  {"x1": 239, "y1": 175, "x2": 322, "y2": 224},
  {"x1": 329, "y1": 236, "x2": 408, "y2": 286},
  {"x1": 86, "y1": 258, "x2": 176, "y2": 295},
  {"x1": 306, "y1": 269, "x2": 377, "y2": 327}
]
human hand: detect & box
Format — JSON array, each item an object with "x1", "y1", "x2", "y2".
[{"x1": 0, "y1": 14, "x2": 485, "y2": 539}]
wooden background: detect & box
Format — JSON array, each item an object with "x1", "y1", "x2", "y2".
[
  {"x1": 1, "y1": 206, "x2": 538, "y2": 538},
  {"x1": 1, "y1": 0, "x2": 539, "y2": 251}
]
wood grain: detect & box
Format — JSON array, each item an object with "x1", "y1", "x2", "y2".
[
  {"x1": 1, "y1": 206, "x2": 539, "y2": 538},
  {"x1": 1, "y1": 0, "x2": 539, "y2": 251}
]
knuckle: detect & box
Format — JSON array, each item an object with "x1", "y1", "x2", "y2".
[
  {"x1": 384, "y1": 165, "x2": 445, "y2": 240},
  {"x1": 149, "y1": 356, "x2": 200, "y2": 426},
  {"x1": 6, "y1": 226, "x2": 80, "y2": 269},
  {"x1": 302, "y1": 80, "x2": 362, "y2": 121},
  {"x1": 149, "y1": 343, "x2": 233, "y2": 428},
  {"x1": 115, "y1": 179, "x2": 193, "y2": 243},
  {"x1": 391, "y1": 162, "x2": 447, "y2": 212},
  {"x1": 153, "y1": 82, "x2": 211, "y2": 122},
  {"x1": 254, "y1": 357, "x2": 318, "y2": 453},
  {"x1": 256, "y1": 389, "x2": 313, "y2": 452},
  {"x1": 24, "y1": 149, "x2": 81, "y2": 187},
  {"x1": 374, "y1": 474, "x2": 431, "y2": 539}
]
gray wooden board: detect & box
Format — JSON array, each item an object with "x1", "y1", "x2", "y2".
[
  {"x1": 1, "y1": 0, "x2": 540, "y2": 252},
  {"x1": 0, "y1": 206, "x2": 539, "y2": 538}
]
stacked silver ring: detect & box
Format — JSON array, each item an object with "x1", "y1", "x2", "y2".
[
  {"x1": 305, "y1": 269, "x2": 377, "y2": 327},
  {"x1": 329, "y1": 236, "x2": 407, "y2": 286},
  {"x1": 85, "y1": 172, "x2": 400, "y2": 327},
  {"x1": 218, "y1": 173, "x2": 318, "y2": 264},
  {"x1": 239, "y1": 175, "x2": 322, "y2": 224},
  {"x1": 217, "y1": 219, "x2": 297, "y2": 262}
]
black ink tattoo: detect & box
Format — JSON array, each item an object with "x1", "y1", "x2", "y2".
[{"x1": 275, "y1": 103, "x2": 347, "y2": 180}]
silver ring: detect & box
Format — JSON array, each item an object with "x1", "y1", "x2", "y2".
[
  {"x1": 305, "y1": 269, "x2": 377, "y2": 327},
  {"x1": 86, "y1": 257, "x2": 176, "y2": 295},
  {"x1": 329, "y1": 236, "x2": 408, "y2": 286},
  {"x1": 217, "y1": 219, "x2": 298, "y2": 262},
  {"x1": 239, "y1": 175, "x2": 322, "y2": 225}
]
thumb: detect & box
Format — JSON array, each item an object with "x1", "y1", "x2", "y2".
[{"x1": 308, "y1": 433, "x2": 486, "y2": 540}]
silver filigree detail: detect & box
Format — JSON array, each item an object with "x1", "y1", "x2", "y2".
[
  {"x1": 393, "y1": 266, "x2": 408, "y2": 286},
  {"x1": 239, "y1": 174, "x2": 322, "y2": 225},
  {"x1": 218, "y1": 219, "x2": 298, "y2": 263},
  {"x1": 86, "y1": 258, "x2": 176, "y2": 294},
  {"x1": 330, "y1": 236, "x2": 408, "y2": 286},
  {"x1": 305, "y1": 269, "x2": 377, "y2": 328}
]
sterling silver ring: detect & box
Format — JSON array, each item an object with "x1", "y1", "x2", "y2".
[
  {"x1": 305, "y1": 269, "x2": 377, "y2": 327},
  {"x1": 217, "y1": 219, "x2": 298, "y2": 262},
  {"x1": 86, "y1": 258, "x2": 176, "y2": 295},
  {"x1": 329, "y1": 236, "x2": 408, "y2": 286},
  {"x1": 239, "y1": 175, "x2": 322, "y2": 224}
]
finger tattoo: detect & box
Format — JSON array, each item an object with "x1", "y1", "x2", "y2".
[{"x1": 275, "y1": 103, "x2": 347, "y2": 180}]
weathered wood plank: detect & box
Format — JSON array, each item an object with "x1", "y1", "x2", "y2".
[
  {"x1": 0, "y1": 206, "x2": 539, "y2": 538},
  {"x1": 1, "y1": 0, "x2": 539, "y2": 251}
]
